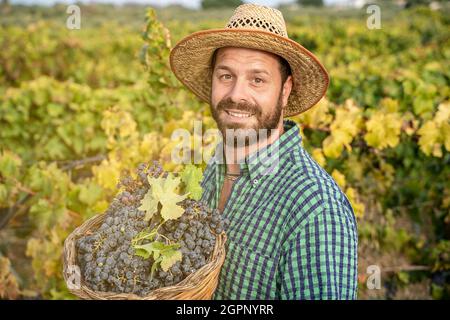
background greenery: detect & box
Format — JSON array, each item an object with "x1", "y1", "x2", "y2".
[{"x1": 0, "y1": 2, "x2": 449, "y2": 299}]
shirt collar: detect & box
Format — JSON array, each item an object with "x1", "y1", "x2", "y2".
[{"x1": 211, "y1": 119, "x2": 303, "y2": 181}]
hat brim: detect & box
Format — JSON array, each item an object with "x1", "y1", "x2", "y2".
[{"x1": 170, "y1": 28, "x2": 329, "y2": 117}]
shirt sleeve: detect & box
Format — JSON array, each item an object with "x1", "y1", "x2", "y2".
[{"x1": 277, "y1": 206, "x2": 358, "y2": 300}]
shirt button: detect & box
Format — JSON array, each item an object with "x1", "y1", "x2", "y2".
[{"x1": 253, "y1": 179, "x2": 258, "y2": 185}]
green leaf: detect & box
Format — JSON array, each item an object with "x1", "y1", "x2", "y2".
[
  {"x1": 431, "y1": 283, "x2": 444, "y2": 300},
  {"x1": 134, "y1": 248, "x2": 151, "y2": 260},
  {"x1": 0, "y1": 150, "x2": 22, "y2": 178},
  {"x1": 29, "y1": 198, "x2": 54, "y2": 231},
  {"x1": 180, "y1": 165, "x2": 203, "y2": 200},
  {"x1": 151, "y1": 256, "x2": 163, "y2": 279},
  {"x1": 133, "y1": 240, "x2": 182, "y2": 274},
  {"x1": 43, "y1": 137, "x2": 67, "y2": 160},
  {"x1": 0, "y1": 184, "x2": 8, "y2": 205},
  {"x1": 133, "y1": 241, "x2": 179, "y2": 257},
  {"x1": 397, "y1": 271, "x2": 410, "y2": 284},
  {"x1": 132, "y1": 227, "x2": 158, "y2": 245},
  {"x1": 78, "y1": 182, "x2": 102, "y2": 206},
  {"x1": 46, "y1": 103, "x2": 64, "y2": 118}
]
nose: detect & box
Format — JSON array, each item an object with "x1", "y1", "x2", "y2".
[{"x1": 228, "y1": 77, "x2": 249, "y2": 105}]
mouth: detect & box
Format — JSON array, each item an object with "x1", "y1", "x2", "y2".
[{"x1": 224, "y1": 109, "x2": 255, "y2": 119}]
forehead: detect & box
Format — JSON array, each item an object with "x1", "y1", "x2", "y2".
[{"x1": 215, "y1": 47, "x2": 279, "y2": 68}]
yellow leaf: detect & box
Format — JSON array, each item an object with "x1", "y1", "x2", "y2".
[
  {"x1": 138, "y1": 189, "x2": 159, "y2": 221},
  {"x1": 332, "y1": 169, "x2": 346, "y2": 189},
  {"x1": 294, "y1": 97, "x2": 333, "y2": 129},
  {"x1": 92, "y1": 158, "x2": 121, "y2": 191},
  {"x1": 139, "y1": 174, "x2": 188, "y2": 221},
  {"x1": 442, "y1": 122, "x2": 450, "y2": 152},
  {"x1": 434, "y1": 102, "x2": 450, "y2": 125},
  {"x1": 417, "y1": 121, "x2": 440, "y2": 156},
  {"x1": 160, "y1": 196, "x2": 187, "y2": 221},
  {"x1": 380, "y1": 97, "x2": 399, "y2": 113},
  {"x1": 432, "y1": 143, "x2": 443, "y2": 158},
  {"x1": 322, "y1": 99, "x2": 363, "y2": 158},
  {"x1": 364, "y1": 112, "x2": 402, "y2": 149},
  {"x1": 160, "y1": 250, "x2": 182, "y2": 272},
  {"x1": 312, "y1": 148, "x2": 326, "y2": 167},
  {"x1": 345, "y1": 187, "x2": 365, "y2": 219}
]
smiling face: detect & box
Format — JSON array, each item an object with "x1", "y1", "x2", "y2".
[{"x1": 210, "y1": 47, "x2": 292, "y2": 145}]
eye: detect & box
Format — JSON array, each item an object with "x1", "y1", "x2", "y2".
[
  {"x1": 220, "y1": 74, "x2": 232, "y2": 80},
  {"x1": 253, "y1": 77, "x2": 264, "y2": 84}
]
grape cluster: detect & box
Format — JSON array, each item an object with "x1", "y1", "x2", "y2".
[
  {"x1": 76, "y1": 161, "x2": 229, "y2": 296},
  {"x1": 76, "y1": 206, "x2": 152, "y2": 294},
  {"x1": 160, "y1": 199, "x2": 230, "y2": 283}
]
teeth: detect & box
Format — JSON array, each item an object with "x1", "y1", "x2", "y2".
[{"x1": 226, "y1": 111, "x2": 253, "y2": 118}]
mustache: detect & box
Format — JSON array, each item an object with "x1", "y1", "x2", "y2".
[{"x1": 216, "y1": 98, "x2": 261, "y2": 116}]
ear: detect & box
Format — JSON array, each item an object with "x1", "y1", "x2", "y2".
[{"x1": 281, "y1": 75, "x2": 293, "y2": 108}]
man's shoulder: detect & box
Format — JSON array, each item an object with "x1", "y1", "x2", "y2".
[
  {"x1": 281, "y1": 146, "x2": 356, "y2": 225},
  {"x1": 282, "y1": 146, "x2": 344, "y2": 202}
]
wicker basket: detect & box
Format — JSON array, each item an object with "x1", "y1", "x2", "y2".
[{"x1": 63, "y1": 213, "x2": 227, "y2": 300}]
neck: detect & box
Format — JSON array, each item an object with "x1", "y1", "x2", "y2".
[{"x1": 223, "y1": 120, "x2": 284, "y2": 174}]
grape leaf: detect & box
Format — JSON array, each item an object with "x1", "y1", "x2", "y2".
[
  {"x1": 133, "y1": 241, "x2": 180, "y2": 259},
  {"x1": 138, "y1": 189, "x2": 159, "y2": 221},
  {"x1": 159, "y1": 194, "x2": 187, "y2": 221},
  {"x1": 180, "y1": 165, "x2": 203, "y2": 201},
  {"x1": 134, "y1": 241, "x2": 164, "y2": 259},
  {"x1": 78, "y1": 182, "x2": 103, "y2": 206},
  {"x1": 418, "y1": 121, "x2": 440, "y2": 156},
  {"x1": 364, "y1": 112, "x2": 402, "y2": 150},
  {"x1": 138, "y1": 174, "x2": 189, "y2": 221},
  {"x1": 0, "y1": 151, "x2": 22, "y2": 178},
  {"x1": 134, "y1": 248, "x2": 151, "y2": 259},
  {"x1": 0, "y1": 184, "x2": 8, "y2": 205},
  {"x1": 151, "y1": 256, "x2": 163, "y2": 279},
  {"x1": 160, "y1": 249, "x2": 182, "y2": 272},
  {"x1": 132, "y1": 227, "x2": 158, "y2": 246},
  {"x1": 133, "y1": 241, "x2": 182, "y2": 276}
]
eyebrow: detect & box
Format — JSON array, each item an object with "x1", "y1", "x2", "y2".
[
  {"x1": 215, "y1": 65, "x2": 233, "y2": 73},
  {"x1": 251, "y1": 69, "x2": 271, "y2": 76},
  {"x1": 215, "y1": 65, "x2": 271, "y2": 76}
]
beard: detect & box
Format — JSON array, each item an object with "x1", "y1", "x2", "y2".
[{"x1": 211, "y1": 91, "x2": 283, "y2": 148}]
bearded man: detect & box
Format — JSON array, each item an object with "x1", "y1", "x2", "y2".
[{"x1": 170, "y1": 4, "x2": 358, "y2": 300}]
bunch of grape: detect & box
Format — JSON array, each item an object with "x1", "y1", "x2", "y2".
[
  {"x1": 76, "y1": 205, "x2": 151, "y2": 294},
  {"x1": 76, "y1": 161, "x2": 229, "y2": 296},
  {"x1": 159, "y1": 198, "x2": 229, "y2": 283}
]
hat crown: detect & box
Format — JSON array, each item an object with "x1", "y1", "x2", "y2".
[{"x1": 225, "y1": 4, "x2": 288, "y2": 38}]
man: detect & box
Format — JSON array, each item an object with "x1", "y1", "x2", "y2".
[{"x1": 170, "y1": 4, "x2": 358, "y2": 300}]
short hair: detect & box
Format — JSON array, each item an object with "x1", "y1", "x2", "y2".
[
  {"x1": 210, "y1": 48, "x2": 292, "y2": 85},
  {"x1": 277, "y1": 55, "x2": 292, "y2": 85}
]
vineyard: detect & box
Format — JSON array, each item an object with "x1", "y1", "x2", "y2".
[{"x1": 0, "y1": 3, "x2": 449, "y2": 299}]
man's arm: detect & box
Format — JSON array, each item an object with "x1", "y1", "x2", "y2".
[{"x1": 278, "y1": 206, "x2": 358, "y2": 300}]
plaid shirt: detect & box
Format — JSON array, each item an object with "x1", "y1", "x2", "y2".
[{"x1": 200, "y1": 119, "x2": 358, "y2": 300}]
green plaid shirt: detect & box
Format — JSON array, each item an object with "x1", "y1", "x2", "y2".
[{"x1": 201, "y1": 119, "x2": 358, "y2": 300}]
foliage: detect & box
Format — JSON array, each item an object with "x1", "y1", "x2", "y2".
[
  {"x1": 297, "y1": 0, "x2": 324, "y2": 7},
  {"x1": 201, "y1": 0, "x2": 243, "y2": 10}
]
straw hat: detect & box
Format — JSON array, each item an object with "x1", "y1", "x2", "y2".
[{"x1": 169, "y1": 3, "x2": 330, "y2": 117}]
